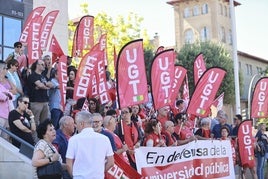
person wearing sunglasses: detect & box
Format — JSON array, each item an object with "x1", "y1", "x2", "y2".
[
  {"x1": 5, "y1": 41, "x2": 23, "y2": 62},
  {"x1": 114, "y1": 107, "x2": 143, "y2": 170},
  {"x1": 27, "y1": 60, "x2": 53, "y2": 134},
  {"x1": 8, "y1": 95, "x2": 35, "y2": 148}
]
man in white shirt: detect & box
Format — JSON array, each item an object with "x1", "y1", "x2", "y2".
[{"x1": 66, "y1": 111, "x2": 114, "y2": 178}]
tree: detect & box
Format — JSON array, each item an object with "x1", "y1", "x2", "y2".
[
  {"x1": 176, "y1": 41, "x2": 242, "y2": 105},
  {"x1": 68, "y1": 3, "x2": 154, "y2": 77}
]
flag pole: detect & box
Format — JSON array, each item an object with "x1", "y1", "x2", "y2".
[{"x1": 230, "y1": 0, "x2": 241, "y2": 114}]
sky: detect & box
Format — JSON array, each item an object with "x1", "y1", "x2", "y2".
[{"x1": 68, "y1": 0, "x2": 268, "y2": 60}]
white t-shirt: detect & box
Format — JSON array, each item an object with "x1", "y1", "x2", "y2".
[{"x1": 66, "y1": 127, "x2": 114, "y2": 179}]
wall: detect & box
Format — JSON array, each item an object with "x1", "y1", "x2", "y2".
[{"x1": 0, "y1": 138, "x2": 36, "y2": 179}]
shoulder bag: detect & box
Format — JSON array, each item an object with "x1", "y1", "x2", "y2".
[{"x1": 37, "y1": 144, "x2": 62, "y2": 178}]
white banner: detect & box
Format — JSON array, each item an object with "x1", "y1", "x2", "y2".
[{"x1": 135, "y1": 140, "x2": 235, "y2": 179}]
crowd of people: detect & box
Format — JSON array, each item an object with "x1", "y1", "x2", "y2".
[{"x1": 1, "y1": 41, "x2": 268, "y2": 179}]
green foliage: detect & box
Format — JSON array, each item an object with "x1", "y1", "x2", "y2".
[
  {"x1": 144, "y1": 47, "x2": 155, "y2": 83},
  {"x1": 176, "y1": 41, "x2": 237, "y2": 104},
  {"x1": 263, "y1": 66, "x2": 268, "y2": 76},
  {"x1": 68, "y1": 3, "x2": 154, "y2": 77}
]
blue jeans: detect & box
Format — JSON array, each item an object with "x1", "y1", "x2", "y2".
[
  {"x1": 256, "y1": 154, "x2": 265, "y2": 179},
  {"x1": 51, "y1": 108, "x2": 63, "y2": 130}
]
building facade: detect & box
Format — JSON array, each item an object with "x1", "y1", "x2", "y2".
[
  {"x1": 0, "y1": 0, "x2": 68, "y2": 61},
  {"x1": 0, "y1": 0, "x2": 33, "y2": 60},
  {"x1": 167, "y1": 0, "x2": 268, "y2": 118}
]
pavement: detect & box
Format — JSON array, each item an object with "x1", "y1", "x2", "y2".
[{"x1": 235, "y1": 160, "x2": 268, "y2": 179}]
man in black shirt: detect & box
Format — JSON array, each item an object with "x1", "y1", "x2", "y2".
[{"x1": 27, "y1": 60, "x2": 53, "y2": 126}]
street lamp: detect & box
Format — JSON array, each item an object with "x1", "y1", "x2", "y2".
[{"x1": 230, "y1": 0, "x2": 241, "y2": 114}]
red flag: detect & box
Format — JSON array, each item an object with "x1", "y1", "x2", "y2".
[
  {"x1": 105, "y1": 153, "x2": 142, "y2": 179},
  {"x1": 57, "y1": 55, "x2": 68, "y2": 109},
  {"x1": 186, "y1": 67, "x2": 226, "y2": 117},
  {"x1": 116, "y1": 39, "x2": 148, "y2": 109},
  {"x1": 75, "y1": 15, "x2": 94, "y2": 57},
  {"x1": 49, "y1": 34, "x2": 64, "y2": 64},
  {"x1": 39, "y1": 10, "x2": 59, "y2": 51},
  {"x1": 82, "y1": 98, "x2": 89, "y2": 111},
  {"x1": 19, "y1": 6, "x2": 45, "y2": 43},
  {"x1": 98, "y1": 34, "x2": 108, "y2": 66},
  {"x1": 251, "y1": 77, "x2": 268, "y2": 118},
  {"x1": 155, "y1": 46, "x2": 164, "y2": 54},
  {"x1": 238, "y1": 120, "x2": 255, "y2": 168},
  {"x1": 193, "y1": 53, "x2": 206, "y2": 85},
  {"x1": 151, "y1": 49, "x2": 175, "y2": 110},
  {"x1": 27, "y1": 16, "x2": 42, "y2": 65},
  {"x1": 92, "y1": 40, "x2": 111, "y2": 104},
  {"x1": 73, "y1": 43, "x2": 101, "y2": 101},
  {"x1": 211, "y1": 92, "x2": 224, "y2": 111},
  {"x1": 170, "y1": 65, "x2": 187, "y2": 106}
]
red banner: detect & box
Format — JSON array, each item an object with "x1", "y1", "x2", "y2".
[
  {"x1": 39, "y1": 10, "x2": 59, "y2": 51},
  {"x1": 135, "y1": 140, "x2": 235, "y2": 178},
  {"x1": 19, "y1": 6, "x2": 45, "y2": 43},
  {"x1": 105, "y1": 153, "x2": 142, "y2": 179},
  {"x1": 193, "y1": 53, "x2": 206, "y2": 85},
  {"x1": 99, "y1": 34, "x2": 108, "y2": 66},
  {"x1": 186, "y1": 67, "x2": 226, "y2": 117},
  {"x1": 27, "y1": 16, "x2": 42, "y2": 65},
  {"x1": 49, "y1": 34, "x2": 64, "y2": 64},
  {"x1": 237, "y1": 120, "x2": 255, "y2": 168},
  {"x1": 251, "y1": 77, "x2": 268, "y2": 118},
  {"x1": 116, "y1": 39, "x2": 148, "y2": 108},
  {"x1": 155, "y1": 46, "x2": 164, "y2": 54},
  {"x1": 211, "y1": 92, "x2": 224, "y2": 111},
  {"x1": 93, "y1": 39, "x2": 111, "y2": 104},
  {"x1": 73, "y1": 43, "x2": 101, "y2": 101},
  {"x1": 170, "y1": 65, "x2": 187, "y2": 106},
  {"x1": 57, "y1": 55, "x2": 68, "y2": 109},
  {"x1": 151, "y1": 49, "x2": 175, "y2": 110},
  {"x1": 75, "y1": 15, "x2": 94, "y2": 57}
]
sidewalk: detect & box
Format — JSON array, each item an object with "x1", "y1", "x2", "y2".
[{"x1": 235, "y1": 160, "x2": 268, "y2": 179}]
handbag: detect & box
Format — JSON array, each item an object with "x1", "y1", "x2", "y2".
[{"x1": 37, "y1": 144, "x2": 62, "y2": 178}]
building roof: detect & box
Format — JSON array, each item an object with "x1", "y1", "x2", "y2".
[
  {"x1": 238, "y1": 50, "x2": 268, "y2": 63},
  {"x1": 167, "y1": 0, "x2": 241, "y2": 6}
]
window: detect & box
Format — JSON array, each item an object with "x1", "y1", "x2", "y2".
[
  {"x1": 2, "y1": 16, "x2": 22, "y2": 59},
  {"x1": 246, "y1": 64, "x2": 252, "y2": 75},
  {"x1": 228, "y1": 29, "x2": 232, "y2": 45},
  {"x1": 219, "y1": 4, "x2": 223, "y2": 15},
  {"x1": 219, "y1": 26, "x2": 226, "y2": 43},
  {"x1": 185, "y1": 29, "x2": 194, "y2": 44},
  {"x1": 256, "y1": 67, "x2": 263, "y2": 74},
  {"x1": 0, "y1": 16, "x2": 2, "y2": 45},
  {"x1": 184, "y1": 7, "x2": 191, "y2": 18},
  {"x1": 193, "y1": 6, "x2": 199, "y2": 16},
  {"x1": 202, "y1": 4, "x2": 208, "y2": 14},
  {"x1": 200, "y1": 26, "x2": 209, "y2": 42},
  {"x1": 224, "y1": 6, "x2": 228, "y2": 17}
]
